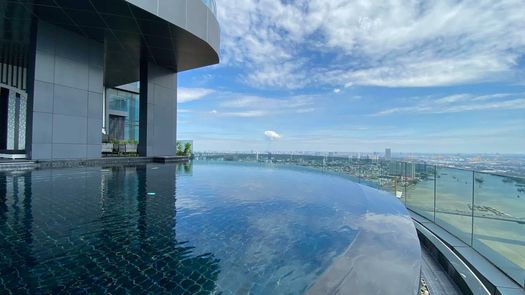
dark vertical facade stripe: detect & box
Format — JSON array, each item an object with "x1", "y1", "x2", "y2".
[
  {"x1": 0, "y1": 87, "x2": 8, "y2": 150},
  {"x1": 138, "y1": 52, "x2": 148, "y2": 157},
  {"x1": 13, "y1": 93, "x2": 20, "y2": 150},
  {"x1": 24, "y1": 18, "x2": 37, "y2": 159},
  {"x1": 0, "y1": 44, "x2": 28, "y2": 91}
]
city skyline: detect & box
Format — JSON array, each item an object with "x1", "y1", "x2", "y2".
[{"x1": 177, "y1": 0, "x2": 525, "y2": 154}]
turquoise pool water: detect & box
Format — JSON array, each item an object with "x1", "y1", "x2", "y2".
[{"x1": 0, "y1": 161, "x2": 419, "y2": 294}]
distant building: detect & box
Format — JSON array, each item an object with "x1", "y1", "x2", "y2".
[
  {"x1": 385, "y1": 148, "x2": 392, "y2": 160},
  {"x1": 389, "y1": 161, "x2": 403, "y2": 176},
  {"x1": 388, "y1": 161, "x2": 416, "y2": 178},
  {"x1": 405, "y1": 162, "x2": 416, "y2": 179}
]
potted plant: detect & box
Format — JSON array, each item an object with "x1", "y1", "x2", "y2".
[
  {"x1": 176, "y1": 142, "x2": 184, "y2": 156},
  {"x1": 112, "y1": 139, "x2": 127, "y2": 154},
  {"x1": 111, "y1": 139, "x2": 120, "y2": 154},
  {"x1": 125, "y1": 140, "x2": 138, "y2": 154},
  {"x1": 184, "y1": 142, "x2": 192, "y2": 156},
  {"x1": 102, "y1": 141, "x2": 113, "y2": 154}
]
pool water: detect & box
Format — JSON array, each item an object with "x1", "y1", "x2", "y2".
[{"x1": 0, "y1": 161, "x2": 414, "y2": 294}]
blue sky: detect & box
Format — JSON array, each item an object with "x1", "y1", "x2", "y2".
[{"x1": 177, "y1": 0, "x2": 525, "y2": 154}]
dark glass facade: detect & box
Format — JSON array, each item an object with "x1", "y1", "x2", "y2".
[
  {"x1": 106, "y1": 88, "x2": 139, "y2": 143},
  {"x1": 0, "y1": 86, "x2": 27, "y2": 153}
]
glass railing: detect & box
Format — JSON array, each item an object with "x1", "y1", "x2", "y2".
[
  {"x1": 193, "y1": 153, "x2": 525, "y2": 288},
  {"x1": 201, "y1": 0, "x2": 217, "y2": 16}
]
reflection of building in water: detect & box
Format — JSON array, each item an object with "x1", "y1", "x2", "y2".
[
  {"x1": 0, "y1": 170, "x2": 35, "y2": 285},
  {"x1": 0, "y1": 163, "x2": 220, "y2": 293}
]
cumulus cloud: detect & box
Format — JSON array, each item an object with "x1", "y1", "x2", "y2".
[
  {"x1": 264, "y1": 130, "x2": 282, "y2": 140},
  {"x1": 217, "y1": 0, "x2": 525, "y2": 89},
  {"x1": 178, "y1": 88, "x2": 214, "y2": 103}
]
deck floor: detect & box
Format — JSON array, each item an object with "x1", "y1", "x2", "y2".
[{"x1": 421, "y1": 246, "x2": 463, "y2": 295}]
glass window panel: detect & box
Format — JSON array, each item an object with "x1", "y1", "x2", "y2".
[
  {"x1": 18, "y1": 95, "x2": 26, "y2": 150},
  {"x1": 106, "y1": 88, "x2": 140, "y2": 143},
  {"x1": 6, "y1": 91, "x2": 15, "y2": 150}
]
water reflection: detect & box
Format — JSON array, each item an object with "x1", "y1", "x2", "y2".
[
  {"x1": 0, "y1": 164, "x2": 220, "y2": 294},
  {"x1": 1, "y1": 161, "x2": 421, "y2": 295}
]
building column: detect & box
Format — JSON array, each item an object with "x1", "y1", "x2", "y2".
[
  {"x1": 138, "y1": 60, "x2": 177, "y2": 157},
  {"x1": 0, "y1": 88, "x2": 8, "y2": 150},
  {"x1": 28, "y1": 21, "x2": 104, "y2": 160}
]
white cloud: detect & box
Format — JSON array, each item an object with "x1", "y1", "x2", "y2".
[
  {"x1": 217, "y1": 0, "x2": 525, "y2": 89},
  {"x1": 333, "y1": 88, "x2": 341, "y2": 93},
  {"x1": 178, "y1": 88, "x2": 214, "y2": 103},
  {"x1": 221, "y1": 95, "x2": 312, "y2": 109},
  {"x1": 375, "y1": 93, "x2": 525, "y2": 115},
  {"x1": 180, "y1": 91, "x2": 319, "y2": 118},
  {"x1": 264, "y1": 130, "x2": 282, "y2": 140},
  {"x1": 296, "y1": 108, "x2": 315, "y2": 113},
  {"x1": 213, "y1": 93, "x2": 316, "y2": 117},
  {"x1": 218, "y1": 110, "x2": 270, "y2": 117}
]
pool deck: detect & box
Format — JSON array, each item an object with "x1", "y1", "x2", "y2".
[
  {"x1": 0, "y1": 160, "x2": 37, "y2": 171},
  {"x1": 422, "y1": 245, "x2": 462, "y2": 295}
]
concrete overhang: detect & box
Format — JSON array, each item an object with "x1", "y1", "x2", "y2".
[{"x1": 0, "y1": 0, "x2": 220, "y2": 87}]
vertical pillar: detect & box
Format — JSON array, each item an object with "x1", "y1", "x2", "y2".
[
  {"x1": 138, "y1": 60, "x2": 177, "y2": 157},
  {"x1": 28, "y1": 21, "x2": 104, "y2": 160},
  {"x1": 25, "y1": 18, "x2": 37, "y2": 158},
  {"x1": 0, "y1": 87, "x2": 8, "y2": 150}
]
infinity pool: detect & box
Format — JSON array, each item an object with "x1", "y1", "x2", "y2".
[{"x1": 0, "y1": 161, "x2": 420, "y2": 294}]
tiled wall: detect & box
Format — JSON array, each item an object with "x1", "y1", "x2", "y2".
[
  {"x1": 31, "y1": 22, "x2": 104, "y2": 160},
  {"x1": 126, "y1": 0, "x2": 220, "y2": 53},
  {"x1": 140, "y1": 63, "x2": 177, "y2": 157}
]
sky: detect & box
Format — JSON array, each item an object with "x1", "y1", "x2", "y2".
[{"x1": 177, "y1": 0, "x2": 525, "y2": 154}]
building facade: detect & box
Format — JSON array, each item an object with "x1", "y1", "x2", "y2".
[
  {"x1": 385, "y1": 148, "x2": 391, "y2": 160},
  {"x1": 0, "y1": 0, "x2": 219, "y2": 160}
]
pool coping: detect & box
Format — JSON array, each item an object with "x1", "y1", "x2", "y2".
[
  {"x1": 411, "y1": 211, "x2": 525, "y2": 295},
  {"x1": 0, "y1": 156, "x2": 191, "y2": 170}
]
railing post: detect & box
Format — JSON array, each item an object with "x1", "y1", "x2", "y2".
[
  {"x1": 471, "y1": 171, "x2": 475, "y2": 246},
  {"x1": 433, "y1": 165, "x2": 436, "y2": 223},
  {"x1": 358, "y1": 160, "x2": 361, "y2": 183},
  {"x1": 404, "y1": 162, "x2": 407, "y2": 204}
]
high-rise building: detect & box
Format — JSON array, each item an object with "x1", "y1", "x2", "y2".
[
  {"x1": 388, "y1": 161, "x2": 415, "y2": 178},
  {"x1": 405, "y1": 162, "x2": 416, "y2": 179},
  {"x1": 385, "y1": 148, "x2": 392, "y2": 160}
]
